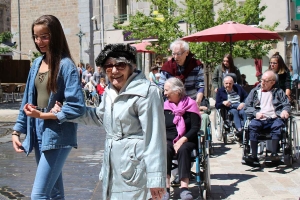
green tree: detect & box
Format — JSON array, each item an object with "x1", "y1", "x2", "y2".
[
  {"x1": 115, "y1": 0, "x2": 184, "y2": 55},
  {"x1": 214, "y1": 0, "x2": 279, "y2": 61},
  {"x1": 0, "y1": 31, "x2": 16, "y2": 54},
  {"x1": 31, "y1": 51, "x2": 42, "y2": 62}
]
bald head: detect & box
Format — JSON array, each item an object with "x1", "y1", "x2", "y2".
[
  {"x1": 223, "y1": 76, "x2": 234, "y2": 84},
  {"x1": 223, "y1": 76, "x2": 234, "y2": 91},
  {"x1": 261, "y1": 70, "x2": 276, "y2": 91}
]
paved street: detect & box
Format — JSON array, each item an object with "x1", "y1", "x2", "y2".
[{"x1": 0, "y1": 101, "x2": 300, "y2": 199}]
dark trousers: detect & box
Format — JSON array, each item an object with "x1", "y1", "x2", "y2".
[
  {"x1": 249, "y1": 118, "x2": 284, "y2": 142},
  {"x1": 167, "y1": 140, "x2": 196, "y2": 181}
]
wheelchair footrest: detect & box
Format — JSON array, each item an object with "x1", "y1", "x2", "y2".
[{"x1": 265, "y1": 155, "x2": 282, "y2": 162}]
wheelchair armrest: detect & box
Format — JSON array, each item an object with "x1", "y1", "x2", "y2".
[{"x1": 198, "y1": 130, "x2": 204, "y2": 136}]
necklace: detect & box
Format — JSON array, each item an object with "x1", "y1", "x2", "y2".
[{"x1": 38, "y1": 71, "x2": 49, "y2": 83}]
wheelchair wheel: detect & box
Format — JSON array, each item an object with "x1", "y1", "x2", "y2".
[
  {"x1": 82, "y1": 89, "x2": 90, "y2": 106},
  {"x1": 284, "y1": 154, "x2": 293, "y2": 167},
  {"x1": 93, "y1": 93, "x2": 100, "y2": 107},
  {"x1": 222, "y1": 127, "x2": 227, "y2": 145},
  {"x1": 202, "y1": 140, "x2": 211, "y2": 196},
  {"x1": 213, "y1": 109, "x2": 223, "y2": 141},
  {"x1": 291, "y1": 118, "x2": 300, "y2": 161},
  {"x1": 206, "y1": 124, "x2": 214, "y2": 155}
]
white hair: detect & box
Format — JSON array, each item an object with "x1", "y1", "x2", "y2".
[
  {"x1": 170, "y1": 39, "x2": 189, "y2": 52},
  {"x1": 165, "y1": 77, "x2": 186, "y2": 98}
]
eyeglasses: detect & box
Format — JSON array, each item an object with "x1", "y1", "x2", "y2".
[
  {"x1": 32, "y1": 33, "x2": 50, "y2": 41},
  {"x1": 104, "y1": 62, "x2": 127, "y2": 73},
  {"x1": 172, "y1": 51, "x2": 186, "y2": 57},
  {"x1": 261, "y1": 79, "x2": 275, "y2": 83},
  {"x1": 269, "y1": 62, "x2": 278, "y2": 65}
]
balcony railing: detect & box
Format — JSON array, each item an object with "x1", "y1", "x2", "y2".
[{"x1": 114, "y1": 14, "x2": 128, "y2": 24}]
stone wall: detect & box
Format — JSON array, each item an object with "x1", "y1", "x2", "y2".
[
  {"x1": 10, "y1": 0, "x2": 91, "y2": 65},
  {"x1": 0, "y1": 0, "x2": 11, "y2": 33}
]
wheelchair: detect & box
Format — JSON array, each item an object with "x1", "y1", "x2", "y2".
[
  {"x1": 213, "y1": 108, "x2": 241, "y2": 144},
  {"x1": 82, "y1": 89, "x2": 100, "y2": 107},
  {"x1": 241, "y1": 116, "x2": 299, "y2": 166},
  {"x1": 171, "y1": 130, "x2": 211, "y2": 199}
]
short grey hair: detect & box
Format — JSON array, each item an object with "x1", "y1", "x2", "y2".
[
  {"x1": 170, "y1": 39, "x2": 189, "y2": 52},
  {"x1": 165, "y1": 77, "x2": 186, "y2": 98}
]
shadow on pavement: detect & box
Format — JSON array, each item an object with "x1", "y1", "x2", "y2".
[
  {"x1": 210, "y1": 142, "x2": 232, "y2": 158},
  {"x1": 0, "y1": 101, "x2": 21, "y2": 110},
  {"x1": 209, "y1": 173, "x2": 256, "y2": 199}
]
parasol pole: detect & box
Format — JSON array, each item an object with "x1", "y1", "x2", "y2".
[
  {"x1": 296, "y1": 79, "x2": 299, "y2": 113},
  {"x1": 230, "y1": 34, "x2": 233, "y2": 55},
  {"x1": 143, "y1": 52, "x2": 145, "y2": 73}
]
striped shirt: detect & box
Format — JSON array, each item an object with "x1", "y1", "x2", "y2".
[{"x1": 159, "y1": 65, "x2": 205, "y2": 100}]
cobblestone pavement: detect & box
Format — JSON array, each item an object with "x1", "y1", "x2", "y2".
[{"x1": 0, "y1": 101, "x2": 300, "y2": 199}]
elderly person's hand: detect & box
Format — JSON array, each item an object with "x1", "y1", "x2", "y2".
[
  {"x1": 173, "y1": 137, "x2": 188, "y2": 154},
  {"x1": 223, "y1": 100, "x2": 231, "y2": 107},
  {"x1": 280, "y1": 110, "x2": 289, "y2": 119},
  {"x1": 51, "y1": 101, "x2": 62, "y2": 113},
  {"x1": 199, "y1": 106, "x2": 207, "y2": 113},
  {"x1": 255, "y1": 112, "x2": 264, "y2": 119},
  {"x1": 23, "y1": 103, "x2": 42, "y2": 118},
  {"x1": 237, "y1": 103, "x2": 245, "y2": 110},
  {"x1": 214, "y1": 88, "x2": 218, "y2": 93},
  {"x1": 150, "y1": 188, "x2": 165, "y2": 200}
]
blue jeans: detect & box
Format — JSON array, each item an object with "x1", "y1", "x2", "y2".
[
  {"x1": 227, "y1": 107, "x2": 247, "y2": 130},
  {"x1": 248, "y1": 118, "x2": 284, "y2": 142},
  {"x1": 31, "y1": 118, "x2": 72, "y2": 200}
]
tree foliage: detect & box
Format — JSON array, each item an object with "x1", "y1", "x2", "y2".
[
  {"x1": 0, "y1": 31, "x2": 16, "y2": 54},
  {"x1": 115, "y1": 0, "x2": 184, "y2": 55},
  {"x1": 119, "y1": 0, "x2": 279, "y2": 68}
]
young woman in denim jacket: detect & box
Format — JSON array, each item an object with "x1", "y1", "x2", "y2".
[{"x1": 11, "y1": 15, "x2": 85, "y2": 199}]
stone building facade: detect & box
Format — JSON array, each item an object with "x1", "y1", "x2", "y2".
[
  {"x1": 9, "y1": 0, "x2": 92, "y2": 66},
  {"x1": 0, "y1": 0, "x2": 11, "y2": 33}
]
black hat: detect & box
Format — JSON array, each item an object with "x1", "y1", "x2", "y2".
[{"x1": 95, "y1": 43, "x2": 137, "y2": 66}]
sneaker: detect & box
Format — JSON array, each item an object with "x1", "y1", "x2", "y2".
[
  {"x1": 171, "y1": 175, "x2": 180, "y2": 187},
  {"x1": 180, "y1": 190, "x2": 193, "y2": 200},
  {"x1": 244, "y1": 155, "x2": 260, "y2": 165},
  {"x1": 162, "y1": 192, "x2": 170, "y2": 200}
]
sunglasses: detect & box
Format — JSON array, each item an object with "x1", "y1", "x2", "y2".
[{"x1": 104, "y1": 62, "x2": 127, "y2": 72}]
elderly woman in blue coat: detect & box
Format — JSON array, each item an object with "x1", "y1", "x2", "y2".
[{"x1": 53, "y1": 43, "x2": 167, "y2": 200}]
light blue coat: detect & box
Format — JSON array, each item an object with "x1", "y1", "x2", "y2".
[
  {"x1": 13, "y1": 56, "x2": 86, "y2": 155},
  {"x1": 72, "y1": 71, "x2": 167, "y2": 200}
]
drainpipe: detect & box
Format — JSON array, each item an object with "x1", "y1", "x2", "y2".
[
  {"x1": 284, "y1": 0, "x2": 291, "y2": 63},
  {"x1": 100, "y1": 0, "x2": 104, "y2": 49}
]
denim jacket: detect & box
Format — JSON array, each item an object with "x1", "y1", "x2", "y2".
[{"x1": 13, "y1": 56, "x2": 86, "y2": 155}]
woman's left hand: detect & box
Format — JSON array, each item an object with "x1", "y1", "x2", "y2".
[
  {"x1": 150, "y1": 188, "x2": 165, "y2": 200},
  {"x1": 23, "y1": 103, "x2": 41, "y2": 118},
  {"x1": 173, "y1": 137, "x2": 187, "y2": 153}
]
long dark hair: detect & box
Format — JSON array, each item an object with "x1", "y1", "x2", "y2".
[
  {"x1": 222, "y1": 54, "x2": 236, "y2": 73},
  {"x1": 32, "y1": 15, "x2": 74, "y2": 93},
  {"x1": 269, "y1": 52, "x2": 288, "y2": 75}
]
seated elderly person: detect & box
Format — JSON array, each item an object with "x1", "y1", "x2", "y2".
[
  {"x1": 215, "y1": 75, "x2": 248, "y2": 137},
  {"x1": 164, "y1": 77, "x2": 200, "y2": 200},
  {"x1": 244, "y1": 70, "x2": 290, "y2": 165}
]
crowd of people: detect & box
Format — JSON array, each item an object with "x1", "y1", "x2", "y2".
[{"x1": 10, "y1": 14, "x2": 295, "y2": 200}]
